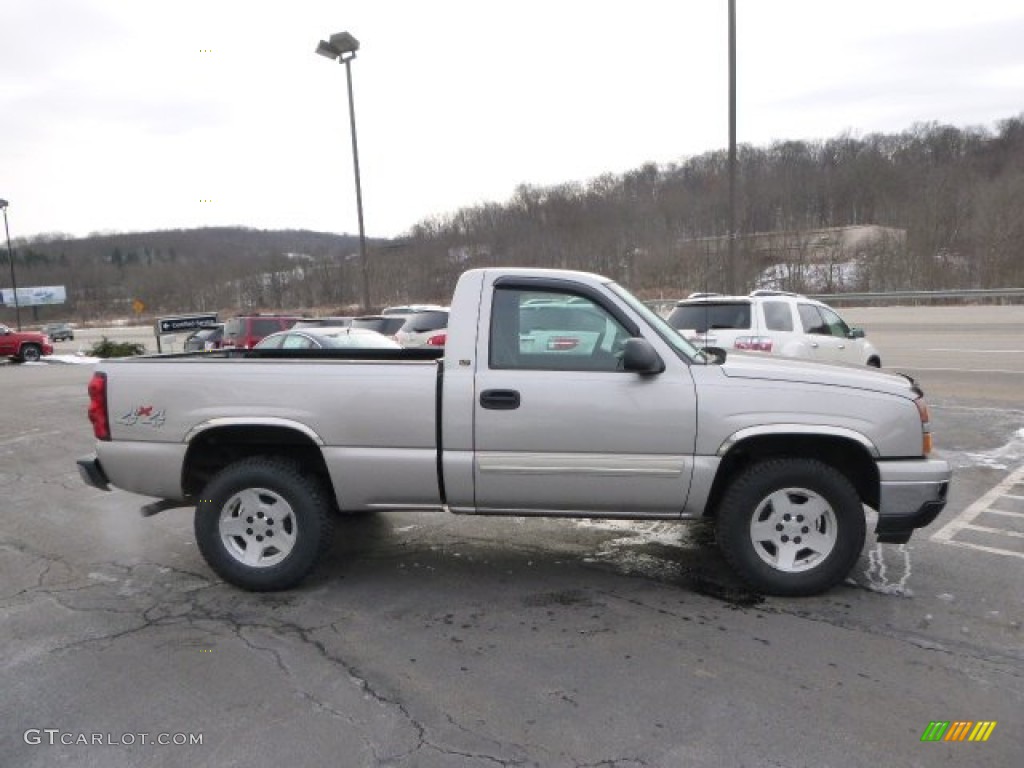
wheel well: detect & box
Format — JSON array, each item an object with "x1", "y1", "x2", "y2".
[
  {"x1": 703, "y1": 434, "x2": 878, "y2": 518},
  {"x1": 182, "y1": 426, "x2": 332, "y2": 503}
]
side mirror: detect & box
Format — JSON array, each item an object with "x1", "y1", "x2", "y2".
[
  {"x1": 622, "y1": 338, "x2": 665, "y2": 374},
  {"x1": 849, "y1": 327, "x2": 866, "y2": 339},
  {"x1": 702, "y1": 346, "x2": 728, "y2": 365}
]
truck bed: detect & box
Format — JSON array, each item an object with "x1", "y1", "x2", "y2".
[{"x1": 95, "y1": 353, "x2": 446, "y2": 511}]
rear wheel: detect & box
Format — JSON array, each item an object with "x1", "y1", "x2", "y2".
[
  {"x1": 716, "y1": 458, "x2": 866, "y2": 596},
  {"x1": 194, "y1": 457, "x2": 333, "y2": 591}
]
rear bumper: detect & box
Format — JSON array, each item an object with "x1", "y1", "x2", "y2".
[
  {"x1": 77, "y1": 454, "x2": 111, "y2": 491},
  {"x1": 875, "y1": 458, "x2": 952, "y2": 543}
]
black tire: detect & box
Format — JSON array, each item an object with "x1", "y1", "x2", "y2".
[
  {"x1": 194, "y1": 457, "x2": 334, "y2": 591},
  {"x1": 20, "y1": 344, "x2": 42, "y2": 363},
  {"x1": 716, "y1": 458, "x2": 866, "y2": 597},
  {"x1": 866, "y1": 357, "x2": 881, "y2": 368}
]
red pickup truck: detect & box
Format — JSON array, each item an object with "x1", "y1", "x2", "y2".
[{"x1": 0, "y1": 324, "x2": 53, "y2": 362}]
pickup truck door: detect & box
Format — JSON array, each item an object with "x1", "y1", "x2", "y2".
[{"x1": 471, "y1": 281, "x2": 698, "y2": 517}]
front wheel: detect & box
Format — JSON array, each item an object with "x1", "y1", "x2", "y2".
[
  {"x1": 20, "y1": 344, "x2": 42, "y2": 363},
  {"x1": 716, "y1": 458, "x2": 866, "y2": 596},
  {"x1": 195, "y1": 457, "x2": 334, "y2": 591}
]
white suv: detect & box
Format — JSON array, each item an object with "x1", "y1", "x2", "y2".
[
  {"x1": 392, "y1": 308, "x2": 450, "y2": 348},
  {"x1": 666, "y1": 290, "x2": 881, "y2": 367}
]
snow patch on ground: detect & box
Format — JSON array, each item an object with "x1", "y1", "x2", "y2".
[
  {"x1": 573, "y1": 519, "x2": 695, "y2": 549},
  {"x1": 44, "y1": 354, "x2": 101, "y2": 365},
  {"x1": 944, "y1": 428, "x2": 1024, "y2": 470},
  {"x1": 574, "y1": 520, "x2": 698, "y2": 580},
  {"x1": 859, "y1": 543, "x2": 914, "y2": 596}
]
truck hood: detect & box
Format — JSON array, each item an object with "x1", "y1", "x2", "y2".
[{"x1": 718, "y1": 353, "x2": 918, "y2": 399}]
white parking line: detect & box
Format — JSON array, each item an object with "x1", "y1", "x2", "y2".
[
  {"x1": 931, "y1": 464, "x2": 1024, "y2": 559},
  {"x1": 897, "y1": 367, "x2": 1024, "y2": 374},
  {"x1": 986, "y1": 508, "x2": 1024, "y2": 519},
  {"x1": 925, "y1": 349, "x2": 1024, "y2": 354},
  {"x1": 963, "y1": 524, "x2": 1024, "y2": 539}
]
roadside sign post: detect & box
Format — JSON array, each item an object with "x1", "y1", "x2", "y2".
[{"x1": 154, "y1": 314, "x2": 218, "y2": 353}]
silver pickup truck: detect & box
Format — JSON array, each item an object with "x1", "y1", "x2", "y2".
[{"x1": 79, "y1": 268, "x2": 951, "y2": 596}]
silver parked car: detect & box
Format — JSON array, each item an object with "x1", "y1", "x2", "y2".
[{"x1": 254, "y1": 327, "x2": 401, "y2": 350}]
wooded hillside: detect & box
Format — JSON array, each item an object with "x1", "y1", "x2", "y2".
[{"x1": 4, "y1": 116, "x2": 1022, "y2": 322}]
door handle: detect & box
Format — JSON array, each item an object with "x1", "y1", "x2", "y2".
[{"x1": 480, "y1": 389, "x2": 521, "y2": 410}]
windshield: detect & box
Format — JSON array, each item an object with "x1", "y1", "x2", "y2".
[{"x1": 606, "y1": 282, "x2": 706, "y2": 363}]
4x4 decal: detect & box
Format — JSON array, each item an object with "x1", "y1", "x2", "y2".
[{"x1": 117, "y1": 406, "x2": 166, "y2": 428}]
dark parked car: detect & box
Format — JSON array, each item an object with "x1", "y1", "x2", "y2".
[
  {"x1": 184, "y1": 324, "x2": 225, "y2": 352},
  {"x1": 42, "y1": 323, "x2": 74, "y2": 341}
]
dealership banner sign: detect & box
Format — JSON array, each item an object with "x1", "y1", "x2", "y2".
[{"x1": 1, "y1": 286, "x2": 67, "y2": 306}]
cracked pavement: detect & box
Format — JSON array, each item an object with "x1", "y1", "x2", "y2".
[{"x1": 2, "y1": 355, "x2": 1022, "y2": 767}]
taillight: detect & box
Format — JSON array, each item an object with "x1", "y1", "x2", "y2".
[
  {"x1": 734, "y1": 336, "x2": 773, "y2": 352},
  {"x1": 88, "y1": 372, "x2": 111, "y2": 441},
  {"x1": 426, "y1": 333, "x2": 447, "y2": 346},
  {"x1": 915, "y1": 396, "x2": 933, "y2": 455},
  {"x1": 547, "y1": 336, "x2": 579, "y2": 351}
]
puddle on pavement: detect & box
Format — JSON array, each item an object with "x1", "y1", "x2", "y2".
[{"x1": 573, "y1": 519, "x2": 764, "y2": 606}]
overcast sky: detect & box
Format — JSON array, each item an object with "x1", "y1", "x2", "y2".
[{"x1": 3, "y1": 0, "x2": 1023, "y2": 241}]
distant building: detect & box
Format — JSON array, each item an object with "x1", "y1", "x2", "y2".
[{"x1": 680, "y1": 225, "x2": 906, "y2": 293}]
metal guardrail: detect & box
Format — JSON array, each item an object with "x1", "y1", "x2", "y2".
[
  {"x1": 808, "y1": 288, "x2": 1024, "y2": 304},
  {"x1": 645, "y1": 288, "x2": 1024, "y2": 313}
]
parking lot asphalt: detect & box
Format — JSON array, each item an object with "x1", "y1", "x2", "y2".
[{"x1": 1, "y1": 306, "x2": 1021, "y2": 767}]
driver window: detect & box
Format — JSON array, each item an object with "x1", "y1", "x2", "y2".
[
  {"x1": 797, "y1": 304, "x2": 829, "y2": 335},
  {"x1": 490, "y1": 288, "x2": 630, "y2": 372},
  {"x1": 819, "y1": 307, "x2": 851, "y2": 338}
]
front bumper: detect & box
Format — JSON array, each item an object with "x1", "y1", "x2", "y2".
[
  {"x1": 875, "y1": 458, "x2": 952, "y2": 543},
  {"x1": 77, "y1": 454, "x2": 111, "y2": 491}
]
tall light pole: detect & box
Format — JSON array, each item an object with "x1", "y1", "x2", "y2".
[
  {"x1": 316, "y1": 31, "x2": 371, "y2": 312},
  {"x1": 0, "y1": 199, "x2": 21, "y2": 330},
  {"x1": 727, "y1": 0, "x2": 737, "y2": 295}
]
